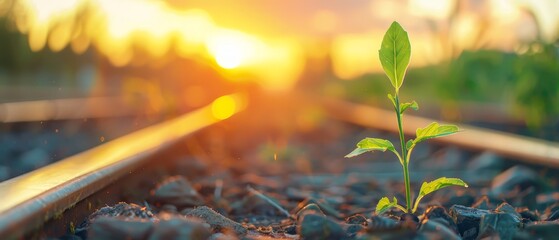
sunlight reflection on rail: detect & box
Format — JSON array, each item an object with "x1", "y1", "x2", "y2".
[{"x1": 0, "y1": 93, "x2": 246, "y2": 215}]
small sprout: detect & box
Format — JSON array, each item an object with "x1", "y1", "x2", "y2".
[
  {"x1": 376, "y1": 197, "x2": 406, "y2": 215},
  {"x1": 346, "y1": 21, "x2": 468, "y2": 214}
]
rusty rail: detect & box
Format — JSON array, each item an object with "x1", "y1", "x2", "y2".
[{"x1": 0, "y1": 93, "x2": 246, "y2": 239}]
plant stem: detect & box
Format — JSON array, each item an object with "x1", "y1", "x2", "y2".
[{"x1": 394, "y1": 94, "x2": 411, "y2": 212}]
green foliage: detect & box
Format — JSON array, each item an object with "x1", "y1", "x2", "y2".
[
  {"x1": 345, "y1": 138, "x2": 397, "y2": 158},
  {"x1": 412, "y1": 177, "x2": 468, "y2": 213},
  {"x1": 346, "y1": 21, "x2": 468, "y2": 214},
  {"x1": 513, "y1": 42, "x2": 559, "y2": 130},
  {"x1": 378, "y1": 22, "x2": 411, "y2": 93},
  {"x1": 376, "y1": 197, "x2": 406, "y2": 215},
  {"x1": 388, "y1": 93, "x2": 418, "y2": 114},
  {"x1": 412, "y1": 122, "x2": 459, "y2": 146}
]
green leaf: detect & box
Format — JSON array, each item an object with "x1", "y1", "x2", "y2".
[
  {"x1": 387, "y1": 94, "x2": 397, "y2": 109},
  {"x1": 412, "y1": 177, "x2": 468, "y2": 213},
  {"x1": 406, "y1": 140, "x2": 414, "y2": 149},
  {"x1": 375, "y1": 196, "x2": 398, "y2": 215},
  {"x1": 379, "y1": 21, "x2": 411, "y2": 93},
  {"x1": 400, "y1": 101, "x2": 418, "y2": 114},
  {"x1": 345, "y1": 138, "x2": 395, "y2": 158},
  {"x1": 413, "y1": 122, "x2": 459, "y2": 144}
]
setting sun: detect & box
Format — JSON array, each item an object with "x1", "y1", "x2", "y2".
[{"x1": 207, "y1": 30, "x2": 256, "y2": 69}]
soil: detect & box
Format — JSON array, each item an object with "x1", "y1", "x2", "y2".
[{"x1": 50, "y1": 94, "x2": 559, "y2": 240}]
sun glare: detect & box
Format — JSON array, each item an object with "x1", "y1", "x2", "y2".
[
  {"x1": 211, "y1": 94, "x2": 246, "y2": 120},
  {"x1": 207, "y1": 30, "x2": 256, "y2": 69}
]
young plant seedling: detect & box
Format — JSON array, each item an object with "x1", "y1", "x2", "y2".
[{"x1": 345, "y1": 21, "x2": 468, "y2": 215}]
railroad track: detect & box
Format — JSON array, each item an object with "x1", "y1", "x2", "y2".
[
  {"x1": 0, "y1": 93, "x2": 247, "y2": 239},
  {"x1": 0, "y1": 92, "x2": 557, "y2": 239}
]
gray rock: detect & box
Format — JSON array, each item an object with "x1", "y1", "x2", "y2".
[
  {"x1": 296, "y1": 203, "x2": 325, "y2": 222},
  {"x1": 546, "y1": 208, "x2": 559, "y2": 221},
  {"x1": 418, "y1": 219, "x2": 461, "y2": 240},
  {"x1": 467, "y1": 151, "x2": 504, "y2": 172},
  {"x1": 478, "y1": 212, "x2": 521, "y2": 240},
  {"x1": 82, "y1": 202, "x2": 156, "y2": 229},
  {"x1": 151, "y1": 176, "x2": 204, "y2": 208},
  {"x1": 87, "y1": 217, "x2": 153, "y2": 240},
  {"x1": 344, "y1": 224, "x2": 364, "y2": 238},
  {"x1": 422, "y1": 205, "x2": 458, "y2": 233},
  {"x1": 87, "y1": 215, "x2": 211, "y2": 240},
  {"x1": 184, "y1": 206, "x2": 247, "y2": 235},
  {"x1": 148, "y1": 216, "x2": 211, "y2": 240},
  {"x1": 369, "y1": 215, "x2": 399, "y2": 230},
  {"x1": 160, "y1": 204, "x2": 178, "y2": 213},
  {"x1": 515, "y1": 221, "x2": 559, "y2": 239},
  {"x1": 519, "y1": 209, "x2": 539, "y2": 223},
  {"x1": 232, "y1": 193, "x2": 283, "y2": 216},
  {"x1": 490, "y1": 166, "x2": 540, "y2": 197},
  {"x1": 293, "y1": 198, "x2": 342, "y2": 218},
  {"x1": 448, "y1": 205, "x2": 490, "y2": 240},
  {"x1": 297, "y1": 213, "x2": 347, "y2": 240},
  {"x1": 495, "y1": 202, "x2": 521, "y2": 221},
  {"x1": 208, "y1": 232, "x2": 239, "y2": 240},
  {"x1": 345, "y1": 214, "x2": 367, "y2": 225}
]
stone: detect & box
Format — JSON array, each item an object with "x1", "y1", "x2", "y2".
[
  {"x1": 418, "y1": 219, "x2": 461, "y2": 240},
  {"x1": 80, "y1": 202, "x2": 156, "y2": 230},
  {"x1": 293, "y1": 198, "x2": 342, "y2": 218},
  {"x1": 87, "y1": 214, "x2": 211, "y2": 240},
  {"x1": 399, "y1": 213, "x2": 419, "y2": 229},
  {"x1": 184, "y1": 206, "x2": 247, "y2": 235},
  {"x1": 160, "y1": 204, "x2": 178, "y2": 213},
  {"x1": 448, "y1": 205, "x2": 490, "y2": 240},
  {"x1": 148, "y1": 215, "x2": 211, "y2": 240},
  {"x1": 422, "y1": 205, "x2": 458, "y2": 233},
  {"x1": 296, "y1": 203, "x2": 325, "y2": 222},
  {"x1": 208, "y1": 232, "x2": 239, "y2": 240},
  {"x1": 283, "y1": 225, "x2": 297, "y2": 235},
  {"x1": 297, "y1": 213, "x2": 347, "y2": 240},
  {"x1": 519, "y1": 209, "x2": 540, "y2": 223},
  {"x1": 369, "y1": 215, "x2": 398, "y2": 230},
  {"x1": 546, "y1": 208, "x2": 559, "y2": 221},
  {"x1": 87, "y1": 217, "x2": 153, "y2": 240},
  {"x1": 345, "y1": 224, "x2": 364, "y2": 238},
  {"x1": 467, "y1": 151, "x2": 504, "y2": 172},
  {"x1": 516, "y1": 221, "x2": 559, "y2": 239},
  {"x1": 232, "y1": 193, "x2": 283, "y2": 216},
  {"x1": 490, "y1": 166, "x2": 541, "y2": 197},
  {"x1": 345, "y1": 214, "x2": 367, "y2": 225},
  {"x1": 495, "y1": 202, "x2": 521, "y2": 221},
  {"x1": 478, "y1": 212, "x2": 521, "y2": 240},
  {"x1": 150, "y1": 176, "x2": 204, "y2": 208}
]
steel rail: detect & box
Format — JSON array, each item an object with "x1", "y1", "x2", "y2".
[
  {"x1": 0, "y1": 96, "x2": 141, "y2": 123},
  {"x1": 0, "y1": 93, "x2": 247, "y2": 239},
  {"x1": 319, "y1": 97, "x2": 559, "y2": 168}
]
